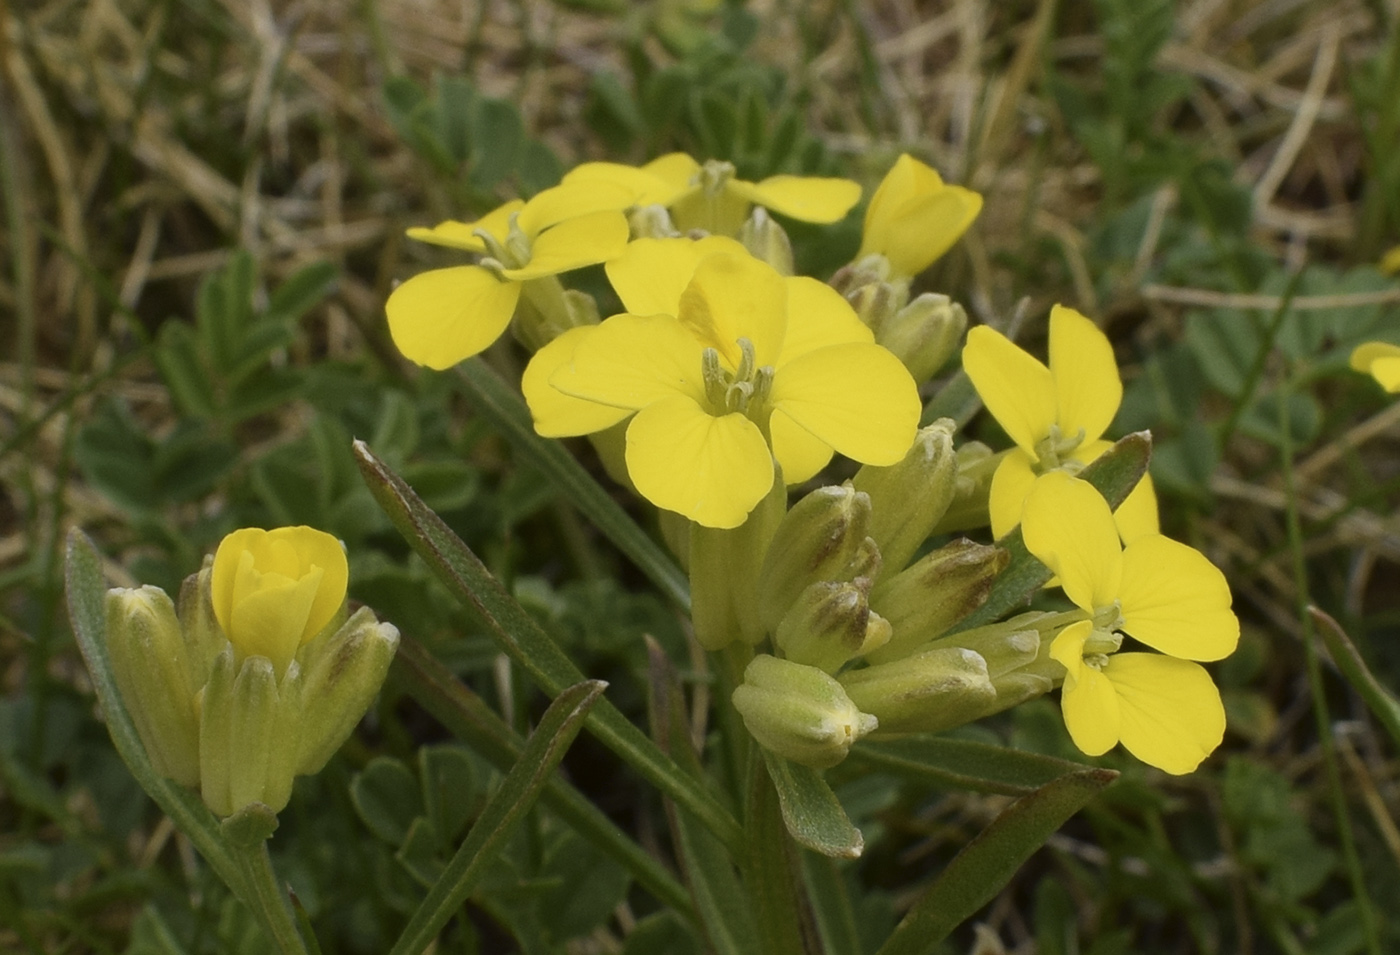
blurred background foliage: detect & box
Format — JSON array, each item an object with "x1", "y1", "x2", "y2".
[{"x1": 2, "y1": 0, "x2": 1399, "y2": 952}]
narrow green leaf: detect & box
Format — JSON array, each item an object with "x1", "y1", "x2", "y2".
[
  {"x1": 875, "y1": 769, "x2": 1117, "y2": 955},
  {"x1": 851, "y1": 737, "x2": 1094, "y2": 796},
  {"x1": 388, "y1": 680, "x2": 607, "y2": 955},
  {"x1": 949, "y1": 431, "x2": 1152, "y2": 634},
  {"x1": 921, "y1": 369, "x2": 981, "y2": 428},
  {"x1": 266, "y1": 261, "x2": 338, "y2": 325},
  {"x1": 1310, "y1": 606, "x2": 1400, "y2": 751},
  {"x1": 455, "y1": 358, "x2": 690, "y2": 610},
  {"x1": 392, "y1": 637, "x2": 694, "y2": 918},
  {"x1": 800, "y1": 851, "x2": 862, "y2": 955},
  {"x1": 760, "y1": 749, "x2": 863, "y2": 859},
  {"x1": 354, "y1": 441, "x2": 741, "y2": 851},
  {"x1": 63, "y1": 529, "x2": 248, "y2": 901}
]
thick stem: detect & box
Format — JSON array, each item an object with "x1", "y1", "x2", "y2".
[{"x1": 743, "y1": 751, "x2": 813, "y2": 955}]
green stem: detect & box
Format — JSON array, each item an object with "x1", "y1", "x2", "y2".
[
  {"x1": 1275, "y1": 374, "x2": 1383, "y2": 955},
  {"x1": 232, "y1": 841, "x2": 310, "y2": 955},
  {"x1": 744, "y1": 753, "x2": 810, "y2": 955}
]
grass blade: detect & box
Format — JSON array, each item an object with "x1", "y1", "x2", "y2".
[{"x1": 1310, "y1": 606, "x2": 1400, "y2": 751}]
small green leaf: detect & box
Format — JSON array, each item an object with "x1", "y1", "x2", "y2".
[
  {"x1": 434, "y1": 75, "x2": 477, "y2": 165},
  {"x1": 266, "y1": 261, "x2": 338, "y2": 325},
  {"x1": 469, "y1": 99, "x2": 523, "y2": 190},
  {"x1": 760, "y1": 749, "x2": 863, "y2": 859},
  {"x1": 419, "y1": 744, "x2": 481, "y2": 847},
  {"x1": 1310, "y1": 607, "x2": 1400, "y2": 751},
  {"x1": 851, "y1": 736, "x2": 1094, "y2": 796},
  {"x1": 350, "y1": 757, "x2": 422, "y2": 846},
  {"x1": 875, "y1": 769, "x2": 1117, "y2": 955},
  {"x1": 395, "y1": 816, "x2": 445, "y2": 888},
  {"x1": 154, "y1": 322, "x2": 217, "y2": 419}
]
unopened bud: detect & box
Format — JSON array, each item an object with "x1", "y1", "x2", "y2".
[
  {"x1": 776, "y1": 580, "x2": 892, "y2": 673},
  {"x1": 199, "y1": 649, "x2": 303, "y2": 817},
  {"x1": 732, "y1": 655, "x2": 877, "y2": 769},
  {"x1": 296, "y1": 607, "x2": 401, "y2": 775},
  {"x1": 867, "y1": 539, "x2": 1008, "y2": 663},
  {"x1": 756, "y1": 483, "x2": 873, "y2": 634},
  {"x1": 104, "y1": 587, "x2": 201, "y2": 786},
  {"x1": 177, "y1": 563, "x2": 228, "y2": 686},
  {"x1": 877, "y1": 293, "x2": 966, "y2": 383},
  {"x1": 839, "y1": 536, "x2": 883, "y2": 582},
  {"x1": 853, "y1": 420, "x2": 958, "y2": 576},
  {"x1": 691, "y1": 473, "x2": 787, "y2": 650},
  {"x1": 931, "y1": 442, "x2": 999, "y2": 535},
  {"x1": 839, "y1": 646, "x2": 995, "y2": 735},
  {"x1": 738, "y1": 207, "x2": 794, "y2": 275}
]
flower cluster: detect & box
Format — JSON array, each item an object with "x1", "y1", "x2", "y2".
[
  {"x1": 103, "y1": 526, "x2": 398, "y2": 817},
  {"x1": 384, "y1": 149, "x2": 1239, "y2": 778}
]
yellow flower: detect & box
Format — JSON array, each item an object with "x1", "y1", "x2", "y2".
[
  {"x1": 1023, "y1": 472, "x2": 1237, "y2": 774},
  {"x1": 858, "y1": 154, "x2": 982, "y2": 279},
  {"x1": 962, "y1": 304, "x2": 1159, "y2": 542},
  {"x1": 211, "y1": 526, "x2": 349, "y2": 675},
  {"x1": 564, "y1": 153, "x2": 861, "y2": 236},
  {"x1": 523, "y1": 238, "x2": 920, "y2": 528},
  {"x1": 386, "y1": 182, "x2": 632, "y2": 369},
  {"x1": 1350, "y1": 341, "x2": 1400, "y2": 393}
]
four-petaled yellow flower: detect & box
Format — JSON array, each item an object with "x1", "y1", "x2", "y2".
[
  {"x1": 962, "y1": 304, "x2": 1158, "y2": 542},
  {"x1": 522, "y1": 238, "x2": 920, "y2": 528},
  {"x1": 564, "y1": 153, "x2": 861, "y2": 236},
  {"x1": 1350, "y1": 341, "x2": 1400, "y2": 393},
  {"x1": 387, "y1": 182, "x2": 632, "y2": 369},
  {"x1": 211, "y1": 526, "x2": 349, "y2": 675},
  {"x1": 858, "y1": 154, "x2": 983, "y2": 280},
  {"x1": 1022, "y1": 472, "x2": 1238, "y2": 774}
]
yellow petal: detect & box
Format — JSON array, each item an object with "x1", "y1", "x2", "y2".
[
  {"x1": 516, "y1": 181, "x2": 636, "y2": 236},
  {"x1": 729, "y1": 175, "x2": 862, "y2": 224},
  {"x1": 1049, "y1": 305, "x2": 1121, "y2": 446},
  {"x1": 1118, "y1": 535, "x2": 1238, "y2": 661},
  {"x1": 563, "y1": 161, "x2": 691, "y2": 207},
  {"x1": 769, "y1": 409, "x2": 835, "y2": 483},
  {"x1": 776, "y1": 277, "x2": 872, "y2": 365},
  {"x1": 1380, "y1": 245, "x2": 1400, "y2": 275},
  {"x1": 228, "y1": 569, "x2": 322, "y2": 670},
  {"x1": 625, "y1": 395, "x2": 774, "y2": 528},
  {"x1": 386, "y1": 266, "x2": 521, "y2": 369},
  {"x1": 551, "y1": 313, "x2": 706, "y2": 410},
  {"x1": 988, "y1": 449, "x2": 1037, "y2": 540},
  {"x1": 604, "y1": 236, "x2": 747, "y2": 317},
  {"x1": 1105, "y1": 653, "x2": 1225, "y2": 774},
  {"x1": 860, "y1": 154, "x2": 934, "y2": 258},
  {"x1": 502, "y1": 210, "x2": 630, "y2": 281},
  {"x1": 1052, "y1": 622, "x2": 1119, "y2": 757},
  {"x1": 769, "y1": 343, "x2": 920, "y2": 466},
  {"x1": 523, "y1": 327, "x2": 631, "y2": 437},
  {"x1": 1072, "y1": 440, "x2": 1160, "y2": 543},
  {"x1": 406, "y1": 200, "x2": 525, "y2": 251},
  {"x1": 962, "y1": 326, "x2": 1056, "y2": 457},
  {"x1": 859, "y1": 159, "x2": 982, "y2": 278},
  {"x1": 641, "y1": 152, "x2": 702, "y2": 192},
  {"x1": 677, "y1": 253, "x2": 788, "y2": 368},
  {"x1": 1371, "y1": 356, "x2": 1400, "y2": 392},
  {"x1": 1021, "y1": 472, "x2": 1122, "y2": 612}
]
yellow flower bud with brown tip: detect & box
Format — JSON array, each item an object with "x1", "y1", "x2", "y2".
[
  {"x1": 866, "y1": 539, "x2": 1009, "y2": 664},
  {"x1": 852, "y1": 420, "x2": 958, "y2": 577},
  {"x1": 211, "y1": 526, "x2": 349, "y2": 677},
  {"x1": 775, "y1": 579, "x2": 892, "y2": 674}
]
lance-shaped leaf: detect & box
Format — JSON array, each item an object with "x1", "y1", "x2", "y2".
[
  {"x1": 761, "y1": 748, "x2": 864, "y2": 858},
  {"x1": 388, "y1": 680, "x2": 606, "y2": 955},
  {"x1": 876, "y1": 769, "x2": 1117, "y2": 955},
  {"x1": 949, "y1": 431, "x2": 1151, "y2": 634},
  {"x1": 851, "y1": 736, "x2": 1095, "y2": 796},
  {"x1": 354, "y1": 440, "x2": 743, "y2": 851}
]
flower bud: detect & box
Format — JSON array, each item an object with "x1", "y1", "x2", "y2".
[
  {"x1": 866, "y1": 539, "x2": 1008, "y2": 664},
  {"x1": 199, "y1": 649, "x2": 303, "y2": 817},
  {"x1": 839, "y1": 646, "x2": 996, "y2": 735},
  {"x1": 211, "y1": 526, "x2": 349, "y2": 678},
  {"x1": 930, "y1": 442, "x2": 999, "y2": 535},
  {"x1": 628, "y1": 203, "x2": 681, "y2": 239},
  {"x1": 177, "y1": 561, "x2": 231, "y2": 685},
  {"x1": 738, "y1": 207, "x2": 794, "y2": 276},
  {"x1": 104, "y1": 587, "x2": 201, "y2": 786},
  {"x1": 876, "y1": 293, "x2": 967, "y2": 383},
  {"x1": 732, "y1": 655, "x2": 878, "y2": 769},
  {"x1": 756, "y1": 483, "x2": 873, "y2": 634},
  {"x1": 296, "y1": 607, "x2": 400, "y2": 774},
  {"x1": 852, "y1": 420, "x2": 958, "y2": 576},
  {"x1": 776, "y1": 580, "x2": 892, "y2": 673},
  {"x1": 690, "y1": 473, "x2": 787, "y2": 650}
]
